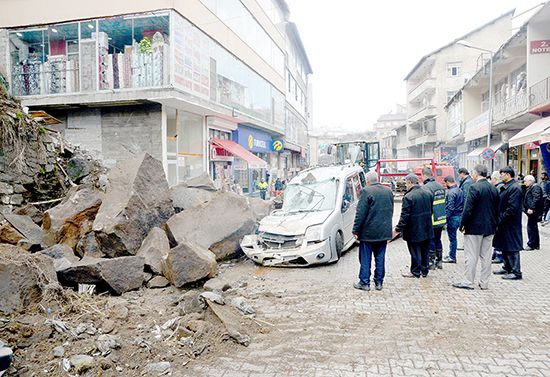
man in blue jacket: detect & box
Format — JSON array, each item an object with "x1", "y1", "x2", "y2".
[
  {"x1": 352, "y1": 171, "x2": 394, "y2": 291},
  {"x1": 442, "y1": 175, "x2": 464, "y2": 263}
]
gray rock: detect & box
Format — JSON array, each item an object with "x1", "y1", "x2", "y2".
[
  {"x1": 182, "y1": 172, "x2": 216, "y2": 191},
  {"x1": 179, "y1": 291, "x2": 207, "y2": 314},
  {"x1": 93, "y1": 153, "x2": 174, "y2": 257},
  {"x1": 248, "y1": 196, "x2": 273, "y2": 221},
  {"x1": 203, "y1": 277, "x2": 231, "y2": 292},
  {"x1": 0, "y1": 182, "x2": 13, "y2": 195},
  {"x1": 162, "y1": 241, "x2": 217, "y2": 288},
  {"x1": 144, "y1": 361, "x2": 171, "y2": 375},
  {"x1": 38, "y1": 244, "x2": 79, "y2": 272},
  {"x1": 231, "y1": 297, "x2": 255, "y2": 315},
  {"x1": 9, "y1": 194, "x2": 24, "y2": 206},
  {"x1": 43, "y1": 185, "x2": 102, "y2": 249},
  {"x1": 0, "y1": 223, "x2": 24, "y2": 244},
  {"x1": 53, "y1": 345, "x2": 65, "y2": 358},
  {"x1": 170, "y1": 185, "x2": 216, "y2": 212},
  {"x1": 75, "y1": 232, "x2": 104, "y2": 258},
  {"x1": 57, "y1": 256, "x2": 145, "y2": 295},
  {"x1": 200, "y1": 291, "x2": 225, "y2": 305},
  {"x1": 70, "y1": 354, "x2": 94, "y2": 374},
  {"x1": 66, "y1": 157, "x2": 92, "y2": 182},
  {"x1": 101, "y1": 319, "x2": 115, "y2": 334},
  {"x1": 147, "y1": 276, "x2": 170, "y2": 289},
  {"x1": 95, "y1": 334, "x2": 121, "y2": 355},
  {"x1": 137, "y1": 227, "x2": 170, "y2": 275},
  {"x1": 13, "y1": 204, "x2": 43, "y2": 225},
  {"x1": 0, "y1": 244, "x2": 57, "y2": 314},
  {"x1": 166, "y1": 192, "x2": 257, "y2": 260},
  {"x1": 4, "y1": 213, "x2": 43, "y2": 250}
]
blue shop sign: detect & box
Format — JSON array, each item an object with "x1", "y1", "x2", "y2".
[
  {"x1": 234, "y1": 125, "x2": 273, "y2": 153},
  {"x1": 271, "y1": 139, "x2": 284, "y2": 152}
]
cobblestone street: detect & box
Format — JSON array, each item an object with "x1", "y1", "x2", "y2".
[{"x1": 190, "y1": 210, "x2": 550, "y2": 377}]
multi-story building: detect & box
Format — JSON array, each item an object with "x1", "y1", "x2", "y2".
[
  {"x1": 446, "y1": 3, "x2": 550, "y2": 178},
  {"x1": 0, "y1": 0, "x2": 312, "y2": 194},
  {"x1": 373, "y1": 105, "x2": 406, "y2": 160},
  {"x1": 403, "y1": 11, "x2": 514, "y2": 161}
]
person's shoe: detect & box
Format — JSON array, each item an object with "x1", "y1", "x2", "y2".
[
  {"x1": 436, "y1": 261, "x2": 443, "y2": 269},
  {"x1": 402, "y1": 272, "x2": 420, "y2": 278},
  {"x1": 452, "y1": 282, "x2": 474, "y2": 290},
  {"x1": 375, "y1": 283, "x2": 383, "y2": 291},
  {"x1": 492, "y1": 258, "x2": 503, "y2": 264},
  {"x1": 429, "y1": 263, "x2": 436, "y2": 270},
  {"x1": 478, "y1": 284, "x2": 488, "y2": 290},
  {"x1": 353, "y1": 282, "x2": 370, "y2": 291},
  {"x1": 524, "y1": 246, "x2": 537, "y2": 251},
  {"x1": 457, "y1": 246, "x2": 464, "y2": 250},
  {"x1": 502, "y1": 274, "x2": 523, "y2": 280},
  {"x1": 421, "y1": 273, "x2": 429, "y2": 278},
  {"x1": 542, "y1": 221, "x2": 548, "y2": 227},
  {"x1": 442, "y1": 256, "x2": 456, "y2": 263},
  {"x1": 493, "y1": 268, "x2": 509, "y2": 275}
]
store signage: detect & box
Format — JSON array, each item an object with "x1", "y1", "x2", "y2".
[
  {"x1": 271, "y1": 139, "x2": 284, "y2": 152},
  {"x1": 235, "y1": 125, "x2": 272, "y2": 153},
  {"x1": 531, "y1": 40, "x2": 550, "y2": 54}
]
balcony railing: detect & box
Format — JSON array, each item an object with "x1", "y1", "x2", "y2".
[
  {"x1": 464, "y1": 111, "x2": 489, "y2": 142},
  {"x1": 448, "y1": 119, "x2": 464, "y2": 139},
  {"x1": 530, "y1": 77, "x2": 550, "y2": 109},
  {"x1": 408, "y1": 105, "x2": 437, "y2": 123},
  {"x1": 493, "y1": 91, "x2": 528, "y2": 122},
  {"x1": 408, "y1": 77, "x2": 436, "y2": 103}
]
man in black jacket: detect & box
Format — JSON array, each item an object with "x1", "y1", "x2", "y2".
[
  {"x1": 452, "y1": 164, "x2": 499, "y2": 290},
  {"x1": 458, "y1": 167, "x2": 474, "y2": 198},
  {"x1": 523, "y1": 175, "x2": 543, "y2": 250},
  {"x1": 493, "y1": 166, "x2": 523, "y2": 280},
  {"x1": 421, "y1": 167, "x2": 447, "y2": 270},
  {"x1": 395, "y1": 174, "x2": 434, "y2": 278},
  {"x1": 352, "y1": 171, "x2": 394, "y2": 291}
]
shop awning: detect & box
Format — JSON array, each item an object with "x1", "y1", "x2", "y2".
[
  {"x1": 210, "y1": 138, "x2": 267, "y2": 169},
  {"x1": 466, "y1": 143, "x2": 506, "y2": 158},
  {"x1": 541, "y1": 127, "x2": 550, "y2": 144},
  {"x1": 509, "y1": 117, "x2": 550, "y2": 147}
]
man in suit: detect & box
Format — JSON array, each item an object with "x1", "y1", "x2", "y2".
[
  {"x1": 493, "y1": 166, "x2": 524, "y2": 280},
  {"x1": 352, "y1": 171, "x2": 394, "y2": 291},
  {"x1": 453, "y1": 164, "x2": 499, "y2": 290},
  {"x1": 523, "y1": 175, "x2": 543, "y2": 250},
  {"x1": 395, "y1": 174, "x2": 434, "y2": 278}
]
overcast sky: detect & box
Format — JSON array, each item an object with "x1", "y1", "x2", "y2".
[{"x1": 285, "y1": 0, "x2": 545, "y2": 132}]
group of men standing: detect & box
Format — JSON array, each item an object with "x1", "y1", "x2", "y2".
[{"x1": 352, "y1": 164, "x2": 546, "y2": 291}]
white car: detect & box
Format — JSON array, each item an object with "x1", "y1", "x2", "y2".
[{"x1": 240, "y1": 165, "x2": 366, "y2": 266}]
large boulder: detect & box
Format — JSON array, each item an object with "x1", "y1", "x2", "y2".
[
  {"x1": 4, "y1": 213, "x2": 44, "y2": 251},
  {"x1": 57, "y1": 256, "x2": 145, "y2": 295},
  {"x1": 66, "y1": 157, "x2": 92, "y2": 183},
  {"x1": 42, "y1": 185, "x2": 102, "y2": 249},
  {"x1": 75, "y1": 232, "x2": 104, "y2": 258},
  {"x1": 166, "y1": 192, "x2": 257, "y2": 260},
  {"x1": 92, "y1": 154, "x2": 174, "y2": 257},
  {"x1": 0, "y1": 244, "x2": 58, "y2": 314},
  {"x1": 247, "y1": 196, "x2": 273, "y2": 221},
  {"x1": 38, "y1": 244, "x2": 79, "y2": 272},
  {"x1": 182, "y1": 172, "x2": 217, "y2": 191},
  {"x1": 0, "y1": 223, "x2": 24, "y2": 244},
  {"x1": 162, "y1": 242, "x2": 217, "y2": 288},
  {"x1": 136, "y1": 227, "x2": 170, "y2": 275},
  {"x1": 170, "y1": 185, "x2": 216, "y2": 212}
]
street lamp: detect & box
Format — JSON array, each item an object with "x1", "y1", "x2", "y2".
[{"x1": 456, "y1": 40, "x2": 495, "y2": 149}]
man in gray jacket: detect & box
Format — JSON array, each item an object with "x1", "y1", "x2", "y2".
[{"x1": 352, "y1": 171, "x2": 394, "y2": 291}]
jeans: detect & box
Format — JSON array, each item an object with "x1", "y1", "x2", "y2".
[
  {"x1": 502, "y1": 250, "x2": 522, "y2": 278},
  {"x1": 358, "y1": 241, "x2": 386, "y2": 285},
  {"x1": 527, "y1": 214, "x2": 540, "y2": 249},
  {"x1": 259, "y1": 189, "x2": 266, "y2": 200},
  {"x1": 407, "y1": 240, "x2": 430, "y2": 277},
  {"x1": 446, "y1": 215, "x2": 460, "y2": 261}
]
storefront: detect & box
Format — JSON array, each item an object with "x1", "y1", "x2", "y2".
[
  {"x1": 232, "y1": 125, "x2": 282, "y2": 195},
  {"x1": 207, "y1": 117, "x2": 238, "y2": 190},
  {"x1": 509, "y1": 116, "x2": 550, "y2": 179}
]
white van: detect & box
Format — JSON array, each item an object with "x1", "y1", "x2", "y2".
[{"x1": 240, "y1": 165, "x2": 366, "y2": 266}]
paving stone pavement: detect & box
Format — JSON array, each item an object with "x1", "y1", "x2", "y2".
[{"x1": 186, "y1": 210, "x2": 550, "y2": 377}]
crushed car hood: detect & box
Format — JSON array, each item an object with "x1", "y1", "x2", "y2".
[{"x1": 258, "y1": 210, "x2": 333, "y2": 236}]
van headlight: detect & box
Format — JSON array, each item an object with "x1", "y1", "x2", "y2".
[{"x1": 305, "y1": 225, "x2": 323, "y2": 242}]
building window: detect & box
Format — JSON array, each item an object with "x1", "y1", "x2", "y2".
[{"x1": 447, "y1": 63, "x2": 461, "y2": 77}]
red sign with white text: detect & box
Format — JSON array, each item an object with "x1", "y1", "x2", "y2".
[{"x1": 531, "y1": 40, "x2": 550, "y2": 54}]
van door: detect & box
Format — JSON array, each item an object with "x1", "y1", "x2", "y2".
[{"x1": 341, "y1": 175, "x2": 358, "y2": 244}]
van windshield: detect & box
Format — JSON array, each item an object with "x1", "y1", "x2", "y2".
[{"x1": 282, "y1": 179, "x2": 337, "y2": 213}]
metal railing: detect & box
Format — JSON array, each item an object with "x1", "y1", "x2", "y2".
[
  {"x1": 529, "y1": 76, "x2": 550, "y2": 109},
  {"x1": 11, "y1": 67, "x2": 80, "y2": 96},
  {"x1": 492, "y1": 90, "x2": 528, "y2": 122}
]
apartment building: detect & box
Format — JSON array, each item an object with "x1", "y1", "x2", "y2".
[
  {"x1": 403, "y1": 11, "x2": 514, "y2": 161},
  {"x1": 373, "y1": 105, "x2": 406, "y2": 160},
  {"x1": 0, "y1": 0, "x2": 312, "y2": 194},
  {"x1": 446, "y1": 3, "x2": 550, "y2": 177}
]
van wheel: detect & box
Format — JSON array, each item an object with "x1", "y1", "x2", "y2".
[{"x1": 335, "y1": 231, "x2": 344, "y2": 259}]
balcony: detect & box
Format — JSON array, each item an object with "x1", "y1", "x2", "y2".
[
  {"x1": 492, "y1": 91, "x2": 528, "y2": 123},
  {"x1": 529, "y1": 76, "x2": 550, "y2": 113},
  {"x1": 408, "y1": 131, "x2": 437, "y2": 145},
  {"x1": 408, "y1": 105, "x2": 437, "y2": 124},
  {"x1": 407, "y1": 77, "x2": 436, "y2": 103},
  {"x1": 448, "y1": 119, "x2": 464, "y2": 139},
  {"x1": 464, "y1": 111, "x2": 489, "y2": 142}
]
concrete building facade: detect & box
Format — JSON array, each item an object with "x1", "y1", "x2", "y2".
[{"x1": 0, "y1": 0, "x2": 312, "y2": 194}]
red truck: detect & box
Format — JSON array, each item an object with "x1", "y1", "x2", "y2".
[{"x1": 376, "y1": 158, "x2": 455, "y2": 191}]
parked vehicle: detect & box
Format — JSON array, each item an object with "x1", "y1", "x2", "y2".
[
  {"x1": 376, "y1": 158, "x2": 455, "y2": 192},
  {"x1": 240, "y1": 165, "x2": 366, "y2": 266}
]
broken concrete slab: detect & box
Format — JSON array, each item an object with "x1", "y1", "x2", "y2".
[
  {"x1": 57, "y1": 256, "x2": 145, "y2": 295},
  {"x1": 136, "y1": 227, "x2": 169, "y2": 275},
  {"x1": 42, "y1": 185, "x2": 102, "y2": 249},
  {"x1": 166, "y1": 192, "x2": 257, "y2": 260},
  {"x1": 170, "y1": 185, "x2": 216, "y2": 212},
  {"x1": 38, "y1": 244, "x2": 79, "y2": 272},
  {"x1": 0, "y1": 244, "x2": 57, "y2": 314},
  {"x1": 162, "y1": 242, "x2": 217, "y2": 288},
  {"x1": 4, "y1": 213, "x2": 43, "y2": 250},
  {"x1": 93, "y1": 153, "x2": 174, "y2": 257},
  {"x1": 206, "y1": 300, "x2": 250, "y2": 346}
]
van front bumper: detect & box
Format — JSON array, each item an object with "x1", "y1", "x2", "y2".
[{"x1": 240, "y1": 235, "x2": 331, "y2": 267}]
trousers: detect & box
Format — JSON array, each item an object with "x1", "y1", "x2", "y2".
[{"x1": 463, "y1": 234, "x2": 493, "y2": 288}]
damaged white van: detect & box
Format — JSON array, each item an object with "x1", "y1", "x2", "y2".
[{"x1": 240, "y1": 165, "x2": 366, "y2": 266}]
